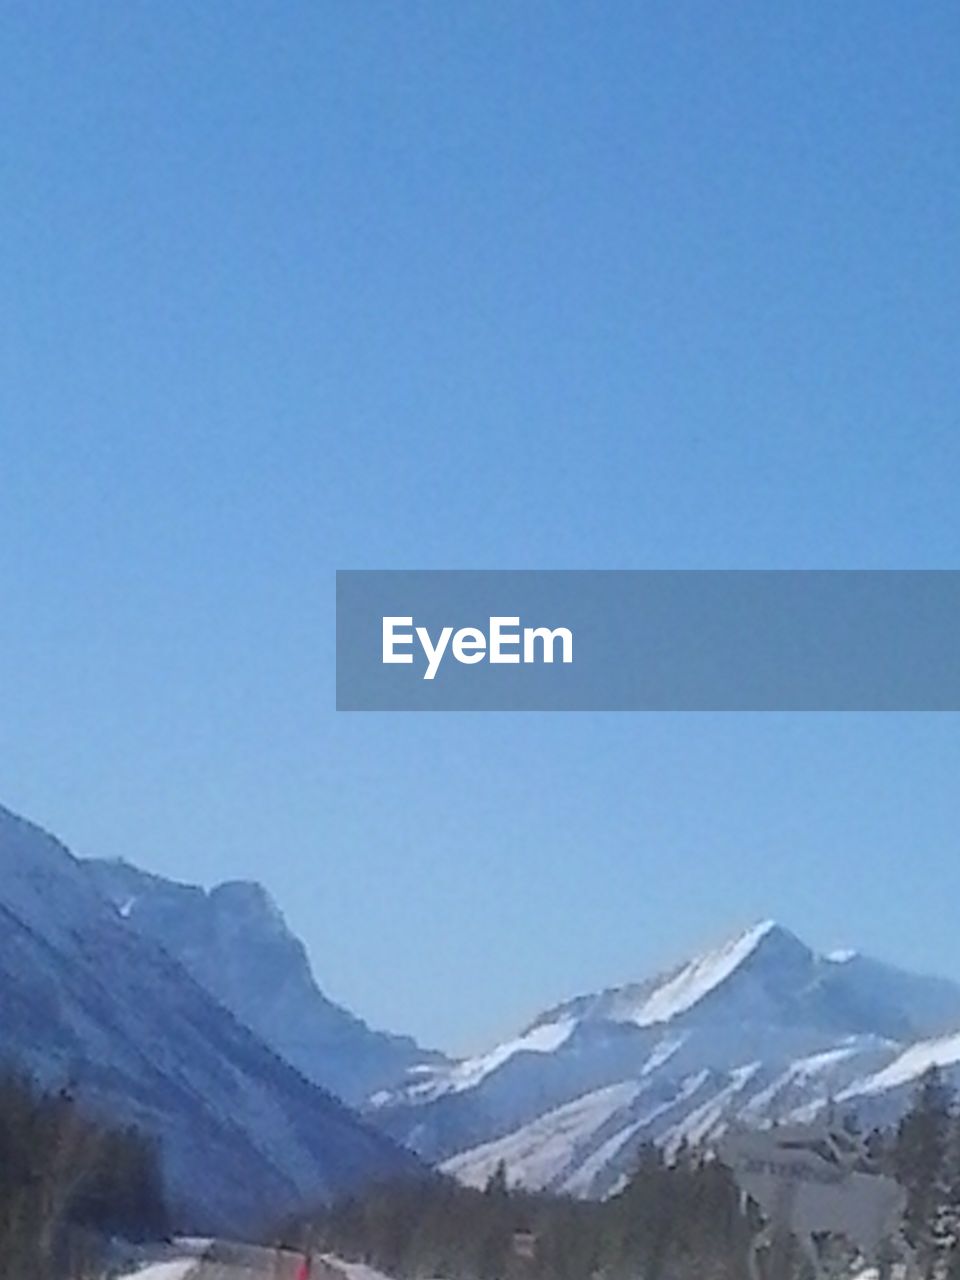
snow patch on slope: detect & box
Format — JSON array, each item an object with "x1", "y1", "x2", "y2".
[
  {"x1": 443, "y1": 1080, "x2": 643, "y2": 1189},
  {"x1": 665, "y1": 1062, "x2": 762, "y2": 1150},
  {"x1": 846, "y1": 1031, "x2": 960, "y2": 1097},
  {"x1": 430, "y1": 1019, "x2": 577, "y2": 1097}
]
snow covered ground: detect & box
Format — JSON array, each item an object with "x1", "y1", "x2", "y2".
[
  {"x1": 330, "y1": 1259, "x2": 404, "y2": 1280},
  {"x1": 118, "y1": 1263, "x2": 196, "y2": 1280},
  {"x1": 110, "y1": 1248, "x2": 893, "y2": 1280},
  {"x1": 112, "y1": 1236, "x2": 214, "y2": 1279},
  {"x1": 113, "y1": 1249, "x2": 424, "y2": 1280}
]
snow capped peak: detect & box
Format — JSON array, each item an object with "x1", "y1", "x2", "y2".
[
  {"x1": 744, "y1": 918, "x2": 779, "y2": 940},
  {"x1": 560, "y1": 919, "x2": 804, "y2": 1032},
  {"x1": 510, "y1": 921, "x2": 810, "y2": 1045},
  {"x1": 403, "y1": 922, "x2": 807, "y2": 1109},
  {"x1": 614, "y1": 919, "x2": 793, "y2": 1028}
]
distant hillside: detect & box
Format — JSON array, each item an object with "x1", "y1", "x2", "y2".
[
  {"x1": 85, "y1": 856, "x2": 446, "y2": 1106},
  {"x1": 0, "y1": 803, "x2": 421, "y2": 1234}
]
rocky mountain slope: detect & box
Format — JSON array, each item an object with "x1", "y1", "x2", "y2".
[
  {"x1": 0, "y1": 804, "x2": 421, "y2": 1233},
  {"x1": 85, "y1": 857, "x2": 445, "y2": 1106}
]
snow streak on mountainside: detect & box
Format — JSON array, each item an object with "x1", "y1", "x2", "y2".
[
  {"x1": 0, "y1": 805, "x2": 421, "y2": 1233},
  {"x1": 372, "y1": 923, "x2": 960, "y2": 1198},
  {"x1": 85, "y1": 858, "x2": 446, "y2": 1106},
  {"x1": 845, "y1": 1032, "x2": 960, "y2": 1100}
]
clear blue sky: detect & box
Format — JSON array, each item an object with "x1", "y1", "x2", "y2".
[{"x1": 1, "y1": 3, "x2": 958, "y2": 1053}]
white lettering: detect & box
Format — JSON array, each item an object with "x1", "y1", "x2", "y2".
[
  {"x1": 416, "y1": 625, "x2": 453, "y2": 681},
  {"x1": 382, "y1": 617, "x2": 414, "y2": 664},
  {"x1": 523, "y1": 625, "x2": 573, "y2": 664},
  {"x1": 452, "y1": 627, "x2": 487, "y2": 665},
  {"x1": 383, "y1": 617, "x2": 573, "y2": 680},
  {"x1": 489, "y1": 616, "x2": 521, "y2": 664}
]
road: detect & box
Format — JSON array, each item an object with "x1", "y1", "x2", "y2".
[{"x1": 175, "y1": 1243, "x2": 347, "y2": 1280}]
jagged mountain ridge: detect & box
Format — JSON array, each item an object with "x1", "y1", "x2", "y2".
[
  {"x1": 85, "y1": 857, "x2": 446, "y2": 1106},
  {"x1": 370, "y1": 921, "x2": 960, "y2": 1197},
  {"x1": 526, "y1": 922, "x2": 960, "y2": 1044},
  {"x1": 0, "y1": 804, "x2": 421, "y2": 1234}
]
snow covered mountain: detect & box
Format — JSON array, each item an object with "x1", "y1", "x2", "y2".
[
  {"x1": 85, "y1": 858, "x2": 446, "y2": 1106},
  {"x1": 371, "y1": 921, "x2": 960, "y2": 1198},
  {"x1": 0, "y1": 804, "x2": 421, "y2": 1233}
]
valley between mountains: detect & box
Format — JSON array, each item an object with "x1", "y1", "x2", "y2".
[{"x1": 2, "y1": 800, "x2": 960, "y2": 1230}]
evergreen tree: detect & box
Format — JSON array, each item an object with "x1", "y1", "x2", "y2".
[
  {"x1": 895, "y1": 1065, "x2": 955, "y2": 1277},
  {"x1": 0, "y1": 1068, "x2": 167, "y2": 1280},
  {"x1": 484, "y1": 1160, "x2": 510, "y2": 1199}
]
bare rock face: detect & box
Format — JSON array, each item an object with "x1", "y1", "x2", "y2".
[{"x1": 86, "y1": 856, "x2": 446, "y2": 1106}]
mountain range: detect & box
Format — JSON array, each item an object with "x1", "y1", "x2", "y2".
[
  {"x1": 373, "y1": 920, "x2": 960, "y2": 1197},
  {"x1": 4, "y1": 797, "x2": 960, "y2": 1228}
]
